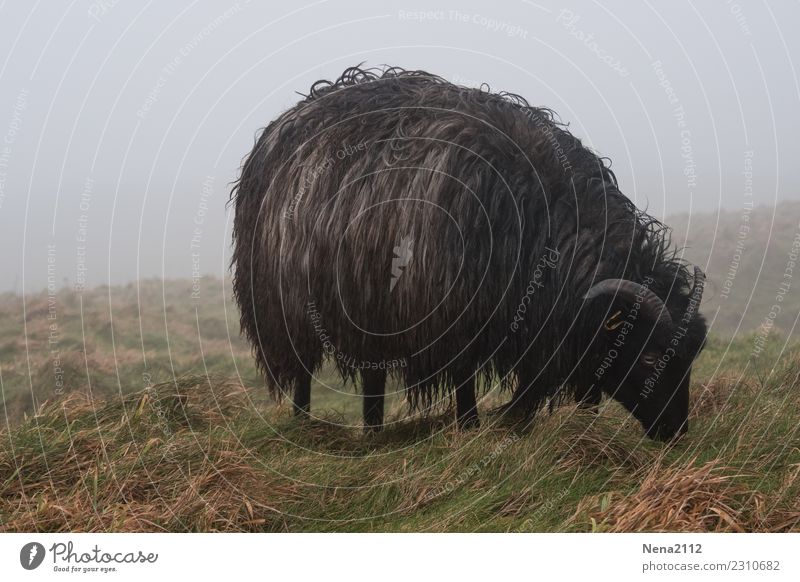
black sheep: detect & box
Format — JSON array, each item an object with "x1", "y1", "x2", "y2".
[{"x1": 230, "y1": 66, "x2": 707, "y2": 440}]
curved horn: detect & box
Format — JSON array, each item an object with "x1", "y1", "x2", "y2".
[{"x1": 584, "y1": 279, "x2": 673, "y2": 328}]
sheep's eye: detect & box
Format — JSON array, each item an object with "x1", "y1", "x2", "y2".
[{"x1": 641, "y1": 353, "x2": 659, "y2": 366}]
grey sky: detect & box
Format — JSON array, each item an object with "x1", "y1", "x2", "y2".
[{"x1": 0, "y1": 0, "x2": 797, "y2": 293}]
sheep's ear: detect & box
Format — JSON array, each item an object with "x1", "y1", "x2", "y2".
[{"x1": 604, "y1": 309, "x2": 625, "y2": 331}]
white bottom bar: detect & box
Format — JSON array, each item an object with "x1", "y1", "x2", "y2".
[{"x1": 1, "y1": 533, "x2": 797, "y2": 581}]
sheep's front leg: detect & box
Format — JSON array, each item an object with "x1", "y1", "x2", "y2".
[
  {"x1": 293, "y1": 369, "x2": 311, "y2": 416},
  {"x1": 362, "y1": 368, "x2": 386, "y2": 432}
]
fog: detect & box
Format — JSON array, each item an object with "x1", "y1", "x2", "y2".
[{"x1": 0, "y1": 0, "x2": 797, "y2": 293}]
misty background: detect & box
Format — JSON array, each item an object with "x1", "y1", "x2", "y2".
[{"x1": 0, "y1": 0, "x2": 798, "y2": 295}]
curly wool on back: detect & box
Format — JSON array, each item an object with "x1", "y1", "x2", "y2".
[{"x1": 230, "y1": 65, "x2": 699, "y2": 413}]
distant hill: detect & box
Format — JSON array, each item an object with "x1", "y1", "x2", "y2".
[{"x1": 668, "y1": 201, "x2": 800, "y2": 337}]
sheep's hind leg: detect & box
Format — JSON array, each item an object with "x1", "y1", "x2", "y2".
[
  {"x1": 362, "y1": 368, "x2": 386, "y2": 433},
  {"x1": 293, "y1": 369, "x2": 311, "y2": 416},
  {"x1": 500, "y1": 370, "x2": 544, "y2": 421},
  {"x1": 455, "y1": 369, "x2": 480, "y2": 429}
]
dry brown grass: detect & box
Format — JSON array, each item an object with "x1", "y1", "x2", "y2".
[
  {"x1": 572, "y1": 458, "x2": 767, "y2": 532},
  {"x1": 556, "y1": 412, "x2": 649, "y2": 473},
  {"x1": 2, "y1": 375, "x2": 799, "y2": 532},
  {"x1": 0, "y1": 377, "x2": 304, "y2": 532},
  {"x1": 690, "y1": 376, "x2": 742, "y2": 418}
]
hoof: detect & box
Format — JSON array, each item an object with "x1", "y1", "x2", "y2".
[
  {"x1": 293, "y1": 405, "x2": 310, "y2": 417},
  {"x1": 457, "y1": 414, "x2": 480, "y2": 430}
]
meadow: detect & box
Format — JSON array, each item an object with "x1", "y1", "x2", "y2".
[{"x1": 0, "y1": 277, "x2": 798, "y2": 532}]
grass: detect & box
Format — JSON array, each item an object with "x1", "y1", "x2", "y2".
[{"x1": 0, "y1": 279, "x2": 798, "y2": 532}]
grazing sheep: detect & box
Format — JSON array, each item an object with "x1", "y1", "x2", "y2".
[{"x1": 231, "y1": 66, "x2": 707, "y2": 439}]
